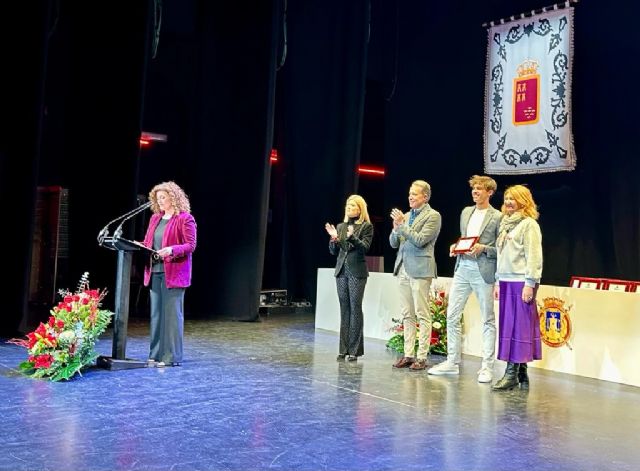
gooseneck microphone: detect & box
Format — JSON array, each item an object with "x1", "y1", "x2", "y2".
[
  {"x1": 97, "y1": 201, "x2": 152, "y2": 244},
  {"x1": 113, "y1": 201, "x2": 153, "y2": 239}
]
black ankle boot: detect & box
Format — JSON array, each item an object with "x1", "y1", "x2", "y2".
[
  {"x1": 518, "y1": 363, "x2": 529, "y2": 389},
  {"x1": 492, "y1": 362, "x2": 519, "y2": 391}
]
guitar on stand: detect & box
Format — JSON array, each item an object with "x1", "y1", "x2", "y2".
[{"x1": 97, "y1": 201, "x2": 155, "y2": 370}]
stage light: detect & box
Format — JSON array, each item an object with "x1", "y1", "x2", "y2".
[
  {"x1": 139, "y1": 131, "x2": 168, "y2": 148},
  {"x1": 140, "y1": 131, "x2": 168, "y2": 142},
  {"x1": 358, "y1": 165, "x2": 385, "y2": 176},
  {"x1": 270, "y1": 149, "x2": 279, "y2": 163}
]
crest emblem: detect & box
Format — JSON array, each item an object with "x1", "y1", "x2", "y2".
[
  {"x1": 538, "y1": 297, "x2": 572, "y2": 348},
  {"x1": 512, "y1": 59, "x2": 540, "y2": 126}
]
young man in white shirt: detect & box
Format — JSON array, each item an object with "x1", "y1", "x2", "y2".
[{"x1": 427, "y1": 176, "x2": 502, "y2": 383}]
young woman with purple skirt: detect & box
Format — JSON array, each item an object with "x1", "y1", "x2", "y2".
[{"x1": 492, "y1": 185, "x2": 542, "y2": 391}]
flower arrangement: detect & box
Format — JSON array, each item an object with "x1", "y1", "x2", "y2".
[
  {"x1": 386, "y1": 284, "x2": 449, "y2": 355},
  {"x1": 8, "y1": 273, "x2": 113, "y2": 381}
]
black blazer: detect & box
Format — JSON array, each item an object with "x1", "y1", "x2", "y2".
[{"x1": 329, "y1": 221, "x2": 374, "y2": 279}]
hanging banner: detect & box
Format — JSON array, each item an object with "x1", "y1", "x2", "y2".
[{"x1": 484, "y1": 8, "x2": 577, "y2": 174}]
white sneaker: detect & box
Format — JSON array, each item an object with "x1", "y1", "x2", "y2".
[
  {"x1": 427, "y1": 361, "x2": 459, "y2": 375},
  {"x1": 477, "y1": 367, "x2": 493, "y2": 383}
]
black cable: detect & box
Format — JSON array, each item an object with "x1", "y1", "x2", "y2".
[
  {"x1": 47, "y1": 0, "x2": 60, "y2": 41},
  {"x1": 385, "y1": 0, "x2": 399, "y2": 102},
  {"x1": 152, "y1": 0, "x2": 162, "y2": 59},
  {"x1": 276, "y1": 0, "x2": 288, "y2": 71}
]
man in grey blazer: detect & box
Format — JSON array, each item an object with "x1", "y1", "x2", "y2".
[
  {"x1": 390, "y1": 180, "x2": 442, "y2": 370},
  {"x1": 427, "y1": 175, "x2": 502, "y2": 383}
]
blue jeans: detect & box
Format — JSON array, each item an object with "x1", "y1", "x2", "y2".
[{"x1": 446, "y1": 259, "x2": 496, "y2": 369}]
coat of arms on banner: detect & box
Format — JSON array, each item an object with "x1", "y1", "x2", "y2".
[
  {"x1": 513, "y1": 60, "x2": 540, "y2": 125},
  {"x1": 538, "y1": 297, "x2": 572, "y2": 348},
  {"x1": 484, "y1": 8, "x2": 577, "y2": 174}
]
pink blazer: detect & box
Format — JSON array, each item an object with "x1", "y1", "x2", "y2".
[{"x1": 143, "y1": 212, "x2": 197, "y2": 288}]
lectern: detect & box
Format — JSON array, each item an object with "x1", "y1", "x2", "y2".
[{"x1": 97, "y1": 202, "x2": 155, "y2": 370}]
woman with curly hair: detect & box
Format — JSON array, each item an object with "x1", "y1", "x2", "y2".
[{"x1": 142, "y1": 181, "x2": 197, "y2": 367}]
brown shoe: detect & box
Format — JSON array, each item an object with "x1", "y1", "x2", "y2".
[
  {"x1": 409, "y1": 359, "x2": 427, "y2": 370},
  {"x1": 393, "y1": 357, "x2": 415, "y2": 368}
]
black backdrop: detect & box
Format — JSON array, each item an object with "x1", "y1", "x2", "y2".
[
  {"x1": 2, "y1": 0, "x2": 639, "y2": 336},
  {"x1": 1, "y1": 3, "x2": 51, "y2": 337},
  {"x1": 376, "y1": 0, "x2": 640, "y2": 288},
  {"x1": 139, "y1": 0, "x2": 279, "y2": 319},
  {"x1": 264, "y1": 0, "x2": 372, "y2": 303},
  {"x1": 266, "y1": 0, "x2": 640, "y2": 305}
]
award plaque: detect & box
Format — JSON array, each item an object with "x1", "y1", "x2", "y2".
[{"x1": 452, "y1": 236, "x2": 479, "y2": 254}]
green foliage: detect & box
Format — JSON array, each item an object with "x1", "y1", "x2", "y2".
[{"x1": 8, "y1": 273, "x2": 113, "y2": 382}]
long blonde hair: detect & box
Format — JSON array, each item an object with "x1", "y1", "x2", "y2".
[
  {"x1": 502, "y1": 185, "x2": 539, "y2": 220},
  {"x1": 149, "y1": 181, "x2": 191, "y2": 214},
  {"x1": 343, "y1": 194, "x2": 371, "y2": 223}
]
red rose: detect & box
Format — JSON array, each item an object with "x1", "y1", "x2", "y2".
[{"x1": 34, "y1": 354, "x2": 54, "y2": 369}]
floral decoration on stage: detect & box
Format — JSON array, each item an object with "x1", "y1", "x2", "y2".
[
  {"x1": 8, "y1": 272, "x2": 113, "y2": 382},
  {"x1": 386, "y1": 284, "x2": 449, "y2": 356}
]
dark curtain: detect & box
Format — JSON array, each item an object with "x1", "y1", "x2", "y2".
[
  {"x1": 265, "y1": 0, "x2": 371, "y2": 304},
  {"x1": 377, "y1": 0, "x2": 640, "y2": 285},
  {"x1": 5, "y1": 0, "x2": 638, "y2": 338},
  {"x1": 2, "y1": 0, "x2": 154, "y2": 335},
  {"x1": 37, "y1": 1, "x2": 152, "y2": 305},
  {"x1": 268, "y1": 0, "x2": 639, "y2": 296},
  {"x1": 141, "y1": 0, "x2": 280, "y2": 319},
  {"x1": 0, "y1": 3, "x2": 51, "y2": 337}
]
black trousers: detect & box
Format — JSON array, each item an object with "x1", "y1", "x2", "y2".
[
  {"x1": 149, "y1": 272, "x2": 185, "y2": 364},
  {"x1": 336, "y1": 270, "x2": 367, "y2": 356}
]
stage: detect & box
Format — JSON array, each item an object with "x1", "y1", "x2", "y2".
[{"x1": 1, "y1": 314, "x2": 639, "y2": 470}]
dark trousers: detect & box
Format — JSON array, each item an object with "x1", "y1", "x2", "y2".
[
  {"x1": 149, "y1": 273, "x2": 185, "y2": 363},
  {"x1": 336, "y1": 271, "x2": 366, "y2": 356}
]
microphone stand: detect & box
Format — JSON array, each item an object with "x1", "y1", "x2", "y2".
[
  {"x1": 113, "y1": 201, "x2": 152, "y2": 239},
  {"x1": 96, "y1": 199, "x2": 153, "y2": 371}
]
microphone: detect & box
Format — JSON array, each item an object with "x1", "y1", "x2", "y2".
[
  {"x1": 113, "y1": 201, "x2": 152, "y2": 239},
  {"x1": 97, "y1": 200, "x2": 152, "y2": 243},
  {"x1": 97, "y1": 226, "x2": 109, "y2": 245}
]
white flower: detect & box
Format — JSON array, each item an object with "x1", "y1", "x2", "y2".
[
  {"x1": 432, "y1": 321, "x2": 442, "y2": 330},
  {"x1": 58, "y1": 330, "x2": 76, "y2": 344}
]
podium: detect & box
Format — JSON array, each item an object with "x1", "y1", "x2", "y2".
[{"x1": 97, "y1": 235, "x2": 155, "y2": 370}]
